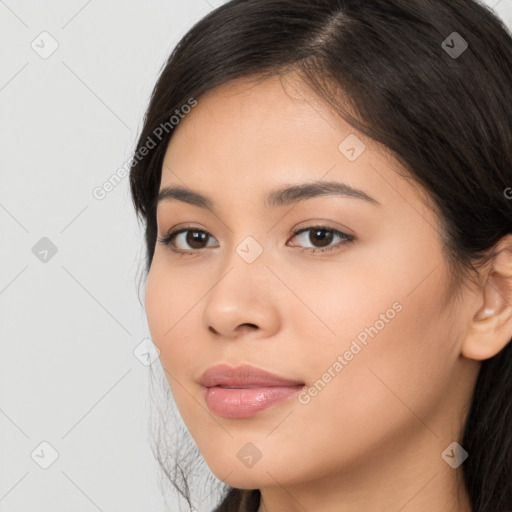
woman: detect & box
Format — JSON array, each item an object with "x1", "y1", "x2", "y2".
[{"x1": 129, "y1": 1, "x2": 512, "y2": 510}]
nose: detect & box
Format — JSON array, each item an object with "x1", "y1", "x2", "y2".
[{"x1": 201, "y1": 248, "x2": 281, "y2": 341}]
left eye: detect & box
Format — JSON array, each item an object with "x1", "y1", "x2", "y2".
[
  {"x1": 158, "y1": 225, "x2": 354, "y2": 254},
  {"x1": 289, "y1": 226, "x2": 354, "y2": 252}
]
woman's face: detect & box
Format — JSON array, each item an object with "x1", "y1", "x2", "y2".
[{"x1": 145, "y1": 74, "x2": 479, "y2": 497}]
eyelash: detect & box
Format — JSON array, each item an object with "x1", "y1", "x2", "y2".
[{"x1": 157, "y1": 225, "x2": 355, "y2": 256}]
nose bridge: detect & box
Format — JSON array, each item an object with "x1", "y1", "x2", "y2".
[
  {"x1": 233, "y1": 233, "x2": 266, "y2": 266},
  {"x1": 201, "y1": 230, "x2": 279, "y2": 337},
  {"x1": 217, "y1": 203, "x2": 272, "y2": 270},
  {"x1": 213, "y1": 231, "x2": 270, "y2": 296}
]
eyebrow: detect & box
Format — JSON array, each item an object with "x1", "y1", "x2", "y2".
[{"x1": 157, "y1": 181, "x2": 380, "y2": 210}]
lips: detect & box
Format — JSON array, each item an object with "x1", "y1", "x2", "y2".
[
  {"x1": 199, "y1": 364, "x2": 304, "y2": 388},
  {"x1": 199, "y1": 364, "x2": 305, "y2": 419}
]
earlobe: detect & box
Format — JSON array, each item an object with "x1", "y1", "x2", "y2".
[{"x1": 461, "y1": 238, "x2": 512, "y2": 361}]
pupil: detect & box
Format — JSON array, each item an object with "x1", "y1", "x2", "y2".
[
  {"x1": 188, "y1": 231, "x2": 207, "y2": 249},
  {"x1": 310, "y1": 229, "x2": 332, "y2": 247}
]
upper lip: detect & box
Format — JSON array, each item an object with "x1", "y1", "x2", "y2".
[{"x1": 199, "y1": 364, "x2": 305, "y2": 388}]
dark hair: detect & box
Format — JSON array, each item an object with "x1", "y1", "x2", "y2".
[{"x1": 129, "y1": 1, "x2": 512, "y2": 510}]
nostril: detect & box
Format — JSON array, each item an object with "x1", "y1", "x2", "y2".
[
  {"x1": 240, "y1": 323, "x2": 258, "y2": 330},
  {"x1": 208, "y1": 323, "x2": 258, "y2": 336}
]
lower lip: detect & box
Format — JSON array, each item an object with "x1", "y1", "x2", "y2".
[{"x1": 204, "y1": 385, "x2": 304, "y2": 418}]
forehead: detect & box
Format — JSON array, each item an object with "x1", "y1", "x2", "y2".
[
  {"x1": 169, "y1": 73, "x2": 367, "y2": 148},
  {"x1": 160, "y1": 74, "x2": 432, "y2": 217},
  {"x1": 168, "y1": 76, "x2": 368, "y2": 167}
]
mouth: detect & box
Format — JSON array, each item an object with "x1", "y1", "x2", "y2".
[
  {"x1": 199, "y1": 363, "x2": 304, "y2": 387},
  {"x1": 217, "y1": 385, "x2": 280, "y2": 389},
  {"x1": 203, "y1": 384, "x2": 305, "y2": 419},
  {"x1": 199, "y1": 363, "x2": 305, "y2": 419}
]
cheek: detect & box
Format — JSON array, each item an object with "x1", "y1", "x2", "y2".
[
  {"x1": 144, "y1": 261, "x2": 201, "y2": 376},
  {"x1": 297, "y1": 263, "x2": 453, "y2": 434},
  {"x1": 145, "y1": 264, "x2": 209, "y2": 428}
]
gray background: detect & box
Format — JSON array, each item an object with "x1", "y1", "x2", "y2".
[{"x1": 0, "y1": 0, "x2": 511, "y2": 511}]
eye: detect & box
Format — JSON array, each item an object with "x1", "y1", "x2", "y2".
[
  {"x1": 158, "y1": 226, "x2": 219, "y2": 253},
  {"x1": 287, "y1": 226, "x2": 354, "y2": 253},
  {"x1": 157, "y1": 225, "x2": 355, "y2": 255}
]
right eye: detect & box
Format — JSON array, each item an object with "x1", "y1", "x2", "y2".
[{"x1": 158, "y1": 227, "x2": 220, "y2": 254}]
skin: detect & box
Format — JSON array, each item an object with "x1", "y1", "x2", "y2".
[{"x1": 144, "y1": 72, "x2": 512, "y2": 512}]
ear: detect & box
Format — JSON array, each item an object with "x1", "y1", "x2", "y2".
[{"x1": 462, "y1": 235, "x2": 512, "y2": 361}]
